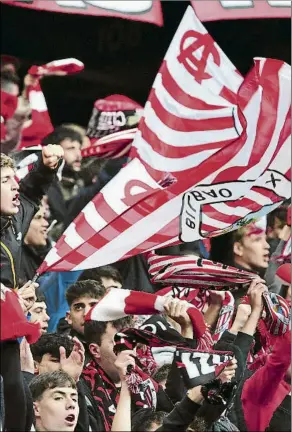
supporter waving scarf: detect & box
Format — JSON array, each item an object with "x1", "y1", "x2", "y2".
[
  {"x1": 85, "y1": 288, "x2": 213, "y2": 350},
  {"x1": 113, "y1": 326, "x2": 233, "y2": 393},
  {"x1": 18, "y1": 58, "x2": 84, "y2": 149},
  {"x1": 155, "y1": 285, "x2": 235, "y2": 343},
  {"x1": 240, "y1": 292, "x2": 291, "y2": 368},
  {"x1": 148, "y1": 252, "x2": 255, "y2": 341}
]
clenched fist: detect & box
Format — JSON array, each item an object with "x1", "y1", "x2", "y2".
[{"x1": 42, "y1": 144, "x2": 64, "y2": 169}]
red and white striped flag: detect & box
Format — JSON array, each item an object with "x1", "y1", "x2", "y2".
[{"x1": 38, "y1": 6, "x2": 291, "y2": 275}]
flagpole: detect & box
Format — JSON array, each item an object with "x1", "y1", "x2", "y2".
[{"x1": 31, "y1": 273, "x2": 40, "y2": 284}]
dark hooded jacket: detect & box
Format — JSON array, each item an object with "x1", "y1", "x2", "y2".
[{"x1": 0, "y1": 156, "x2": 60, "y2": 289}]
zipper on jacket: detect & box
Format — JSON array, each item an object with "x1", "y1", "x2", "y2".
[{"x1": 0, "y1": 241, "x2": 17, "y2": 289}]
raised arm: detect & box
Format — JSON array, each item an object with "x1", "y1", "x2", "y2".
[{"x1": 20, "y1": 145, "x2": 64, "y2": 206}]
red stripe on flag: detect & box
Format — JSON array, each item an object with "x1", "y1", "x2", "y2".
[
  {"x1": 161, "y1": 60, "x2": 225, "y2": 111},
  {"x1": 151, "y1": 89, "x2": 235, "y2": 132}
]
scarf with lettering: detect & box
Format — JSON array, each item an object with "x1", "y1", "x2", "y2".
[
  {"x1": 83, "y1": 95, "x2": 143, "y2": 159},
  {"x1": 114, "y1": 325, "x2": 233, "y2": 392}
]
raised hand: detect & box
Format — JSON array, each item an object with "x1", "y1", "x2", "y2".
[
  {"x1": 218, "y1": 358, "x2": 237, "y2": 383},
  {"x1": 59, "y1": 337, "x2": 85, "y2": 382},
  {"x1": 42, "y1": 144, "x2": 64, "y2": 169},
  {"x1": 18, "y1": 280, "x2": 39, "y2": 314},
  {"x1": 20, "y1": 338, "x2": 34, "y2": 374},
  {"x1": 247, "y1": 279, "x2": 268, "y2": 312},
  {"x1": 114, "y1": 350, "x2": 136, "y2": 382},
  {"x1": 164, "y1": 297, "x2": 193, "y2": 339}
]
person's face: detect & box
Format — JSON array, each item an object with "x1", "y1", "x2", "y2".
[
  {"x1": 24, "y1": 206, "x2": 49, "y2": 247},
  {"x1": 34, "y1": 386, "x2": 79, "y2": 432},
  {"x1": 30, "y1": 301, "x2": 50, "y2": 334},
  {"x1": 68, "y1": 296, "x2": 99, "y2": 335},
  {"x1": 60, "y1": 139, "x2": 82, "y2": 172},
  {"x1": 234, "y1": 231, "x2": 270, "y2": 270},
  {"x1": 101, "y1": 277, "x2": 122, "y2": 290},
  {"x1": 36, "y1": 354, "x2": 61, "y2": 374},
  {"x1": 267, "y1": 216, "x2": 285, "y2": 239},
  {"x1": 90, "y1": 323, "x2": 120, "y2": 383},
  {"x1": 0, "y1": 167, "x2": 20, "y2": 215}
]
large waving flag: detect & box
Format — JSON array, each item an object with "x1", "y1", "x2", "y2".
[{"x1": 38, "y1": 6, "x2": 291, "y2": 275}]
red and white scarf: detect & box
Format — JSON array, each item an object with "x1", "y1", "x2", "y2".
[
  {"x1": 18, "y1": 81, "x2": 53, "y2": 149},
  {"x1": 83, "y1": 95, "x2": 143, "y2": 159},
  {"x1": 114, "y1": 326, "x2": 233, "y2": 391},
  {"x1": 155, "y1": 285, "x2": 234, "y2": 342},
  {"x1": 28, "y1": 58, "x2": 84, "y2": 78},
  {"x1": 148, "y1": 252, "x2": 255, "y2": 289},
  {"x1": 18, "y1": 58, "x2": 84, "y2": 150},
  {"x1": 241, "y1": 292, "x2": 290, "y2": 337},
  {"x1": 85, "y1": 288, "x2": 213, "y2": 350}
]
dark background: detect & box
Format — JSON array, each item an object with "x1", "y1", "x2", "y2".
[{"x1": 1, "y1": 1, "x2": 290, "y2": 127}]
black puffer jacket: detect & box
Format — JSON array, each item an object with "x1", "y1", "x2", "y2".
[{"x1": 0, "y1": 157, "x2": 60, "y2": 289}]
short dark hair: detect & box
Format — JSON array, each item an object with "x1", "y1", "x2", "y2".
[
  {"x1": 29, "y1": 371, "x2": 76, "y2": 401},
  {"x1": 84, "y1": 316, "x2": 133, "y2": 346},
  {"x1": 79, "y1": 265, "x2": 123, "y2": 286},
  {"x1": 267, "y1": 205, "x2": 288, "y2": 230},
  {"x1": 41, "y1": 126, "x2": 83, "y2": 146},
  {"x1": 152, "y1": 364, "x2": 171, "y2": 385},
  {"x1": 35, "y1": 289, "x2": 46, "y2": 304},
  {"x1": 66, "y1": 280, "x2": 106, "y2": 307},
  {"x1": 30, "y1": 333, "x2": 74, "y2": 363},
  {"x1": 132, "y1": 409, "x2": 167, "y2": 432},
  {"x1": 209, "y1": 228, "x2": 247, "y2": 267}
]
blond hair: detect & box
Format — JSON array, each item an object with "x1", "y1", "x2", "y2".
[{"x1": 0, "y1": 153, "x2": 15, "y2": 170}]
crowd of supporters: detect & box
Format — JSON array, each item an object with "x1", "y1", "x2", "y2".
[{"x1": 0, "y1": 50, "x2": 291, "y2": 432}]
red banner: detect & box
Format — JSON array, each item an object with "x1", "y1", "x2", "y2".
[
  {"x1": 191, "y1": 0, "x2": 291, "y2": 21},
  {"x1": 0, "y1": 0, "x2": 163, "y2": 26}
]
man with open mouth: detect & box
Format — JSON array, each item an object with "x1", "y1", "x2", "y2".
[
  {"x1": 29, "y1": 370, "x2": 79, "y2": 432},
  {"x1": 0, "y1": 145, "x2": 64, "y2": 432}
]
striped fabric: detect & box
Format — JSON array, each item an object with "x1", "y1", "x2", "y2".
[
  {"x1": 28, "y1": 58, "x2": 84, "y2": 78},
  {"x1": 154, "y1": 285, "x2": 235, "y2": 343},
  {"x1": 114, "y1": 327, "x2": 233, "y2": 389},
  {"x1": 38, "y1": 6, "x2": 291, "y2": 275},
  {"x1": 148, "y1": 251, "x2": 255, "y2": 289},
  {"x1": 15, "y1": 148, "x2": 40, "y2": 181},
  {"x1": 18, "y1": 81, "x2": 54, "y2": 149},
  {"x1": 85, "y1": 288, "x2": 213, "y2": 350},
  {"x1": 262, "y1": 292, "x2": 291, "y2": 336},
  {"x1": 81, "y1": 128, "x2": 138, "y2": 159}
]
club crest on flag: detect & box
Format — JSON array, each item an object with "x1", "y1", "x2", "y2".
[
  {"x1": 38, "y1": 6, "x2": 291, "y2": 275},
  {"x1": 177, "y1": 30, "x2": 221, "y2": 84}
]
